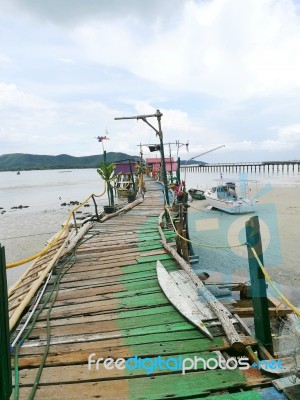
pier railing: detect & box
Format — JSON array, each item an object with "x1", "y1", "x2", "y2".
[{"x1": 181, "y1": 160, "x2": 300, "y2": 173}]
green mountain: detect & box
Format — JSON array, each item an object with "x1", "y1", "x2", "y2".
[{"x1": 0, "y1": 153, "x2": 140, "y2": 171}]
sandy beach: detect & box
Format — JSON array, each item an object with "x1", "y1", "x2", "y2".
[
  {"x1": 189, "y1": 183, "x2": 300, "y2": 306},
  {"x1": 1, "y1": 171, "x2": 300, "y2": 309}
]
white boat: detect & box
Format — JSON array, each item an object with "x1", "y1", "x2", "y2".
[{"x1": 204, "y1": 181, "x2": 257, "y2": 214}]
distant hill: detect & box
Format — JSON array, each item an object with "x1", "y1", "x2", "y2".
[
  {"x1": 183, "y1": 160, "x2": 207, "y2": 166},
  {"x1": 0, "y1": 153, "x2": 140, "y2": 171}
]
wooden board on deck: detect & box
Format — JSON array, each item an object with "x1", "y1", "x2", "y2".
[{"x1": 156, "y1": 260, "x2": 213, "y2": 340}]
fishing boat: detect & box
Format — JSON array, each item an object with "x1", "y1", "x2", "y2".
[
  {"x1": 188, "y1": 188, "x2": 206, "y2": 200},
  {"x1": 204, "y1": 181, "x2": 257, "y2": 214}
]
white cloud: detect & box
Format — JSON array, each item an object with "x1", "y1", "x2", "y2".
[
  {"x1": 0, "y1": 82, "x2": 121, "y2": 155},
  {"x1": 1, "y1": 0, "x2": 300, "y2": 161},
  {"x1": 0, "y1": 53, "x2": 11, "y2": 64},
  {"x1": 278, "y1": 123, "x2": 300, "y2": 143},
  {"x1": 71, "y1": 0, "x2": 300, "y2": 100}
]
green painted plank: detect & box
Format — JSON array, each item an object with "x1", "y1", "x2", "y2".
[
  {"x1": 114, "y1": 321, "x2": 200, "y2": 339},
  {"x1": 204, "y1": 391, "x2": 264, "y2": 400},
  {"x1": 123, "y1": 328, "x2": 223, "y2": 347},
  {"x1": 120, "y1": 351, "x2": 220, "y2": 376},
  {"x1": 136, "y1": 254, "x2": 173, "y2": 263},
  {"x1": 127, "y1": 369, "x2": 246, "y2": 399},
  {"x1": 118, "y1": 292, "x2": 172, "y2": 308},
  {"x1": 118, "y1": 266, "x2": 178, "y2": 281},
  {"x1": 115, "y1": 278, "x2": 160, "y2": 292},
  {"x1": 113, "y1": 287, "x2": 161, "y2": 299},
  {"x1": 116, "y1": 309, "x2": 187, "y2": 330},
  {"x1": 120, "y1": 337, "x2": 225, "y2": 360},
  {"x1": 100, "y1": 305, "x2": 179, "y2": 322},
  {"x1": 137, "y1": 244, "x2": 164, "y2": 251},
  {"x1": 120, "y1": 260, "x2": 177, "y2": 275},
  {"x1": 121, "y1": 259, "x2": 176, "y2": 269}
]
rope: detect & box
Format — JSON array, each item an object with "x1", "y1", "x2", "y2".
[
  {"x1": 12, "y1": 230, "x2": 107, "y2": 399},
  {"x1": 6, "y1": 187, "x2": 106, "y2": 269},
  {"x1": 248, "y1": 245, "x2": 300, "y2": 317},
  {"x1": 13, "y1": 251, "x2": 77, "y2": 400},
  {"x1": 166, "y1": 206, "x2": 246, "y2": 249}
]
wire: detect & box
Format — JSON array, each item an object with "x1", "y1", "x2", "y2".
[{"x1": 12, "y1": 229, "x2": 105, "y2": 399}]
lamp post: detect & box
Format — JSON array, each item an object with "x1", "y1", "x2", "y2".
[{"x1": 115, "y1": 110, "x2": 170, "y2": 205}]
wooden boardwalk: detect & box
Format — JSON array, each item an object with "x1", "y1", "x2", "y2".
[{"x1": 13, "y1": 178, "x2": 280, "y2": 399}]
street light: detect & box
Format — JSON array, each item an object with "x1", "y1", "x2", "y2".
[
  {"x1": 183, "y1": 145, "x2": 225, "y2": 182},
  {"x1": 115, "y1": 110, "x2": 170, "y2": 205}
]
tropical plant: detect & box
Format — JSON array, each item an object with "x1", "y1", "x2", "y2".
[
  {"x1": 97, "y1": 162, "x2": 116, "y2": 206},
  {"x1": 135, "y1": 163, "x2": 146, "y2": 174}
]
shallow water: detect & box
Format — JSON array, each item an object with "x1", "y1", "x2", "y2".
[
  {"x1": 0, "y1": 169, "x2": 106, "y2": 286},
  {"x1": 184, "y1": 169, "x2": 300, "y2": 307},
  {"x1": 1, "y1": 168, "x2": 300, "y2": 300}
]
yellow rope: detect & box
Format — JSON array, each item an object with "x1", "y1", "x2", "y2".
[
  {"x1": 6, "y1": 188, "x2": 106, "y2": 269},
  {"x1": 249, "y1": 246, "x2": 300, "y2": 317},
  {"x1": 166, "y1": 206, "x2": 246, "y2": 249},
  {"x1": 166, "y1": 194, "x2": 300, "y2": 316}
]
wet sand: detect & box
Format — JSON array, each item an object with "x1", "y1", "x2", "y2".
[{"x1": 189, "y1": 184, "x2": 300, "y2": 306}]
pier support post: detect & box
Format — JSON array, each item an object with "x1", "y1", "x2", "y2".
[
  {"x1": 245, "y1": 217, "x2": 273, "y2": 356},
  {"x1": 0, "y1": 244, "x2": 12, "y2": 400}
]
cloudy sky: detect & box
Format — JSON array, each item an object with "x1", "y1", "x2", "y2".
[{"x1": 1, "y1": 0, "x2": 300, "y2": 162}]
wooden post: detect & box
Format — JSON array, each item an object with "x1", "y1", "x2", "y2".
[
  {"x1": 181, "y1": 229, "x2": 189, "y2": 262},
  {"x1": 245, "y1": 216, "x2": 273, "y2": 355},
  {"x1": 129, "y1": 160, "x2": 136, "y2": 193},
  {"x1": 0, "y1": 244, "x2": 12, "y2": 400},
  {"x1": 176, "y1": 157, "x2": 181, "y2": 183},
  {"x1": 174, "y1": 220, "x2": 183, "y2": 257}
]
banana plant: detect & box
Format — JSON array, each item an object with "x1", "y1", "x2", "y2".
[{"x1": 97, "y1": 162, "x2": 116, "y2": 206}]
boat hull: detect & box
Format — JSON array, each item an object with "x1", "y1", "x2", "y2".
[{"x1": 205, "y1": 196, "x2": 256, "y2": 214}]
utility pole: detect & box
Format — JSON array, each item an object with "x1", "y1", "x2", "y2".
[
  {"x1": 246, "y1": 216, "x2": 273, "y2": 356},
  {"x1": 115, "y1": 110, "x2": 170, "y2": 205}
]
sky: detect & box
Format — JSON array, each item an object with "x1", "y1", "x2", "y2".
[{"x1": 1, "y1": 0, "x2": 300, "y2": 163}]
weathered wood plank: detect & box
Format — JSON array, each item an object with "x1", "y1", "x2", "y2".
[
  {"x1": 37, "y1": 291, "x2": 172, "y2": 320},
  {"x1": 16, "y1": 351, "x2": 220, "y2": 385},
  {"x1": 38, "y1": 286, "x2": 162, "y2": 312},
  {"x1": 30, "y1": 308, "x2": 187, "y2": 339},
  {"x1": 18, "y1": 334, "x2": 228, "y2": 366},
  {"x1": 17, "y1": 369, "x2": 251, "y2": 400}
]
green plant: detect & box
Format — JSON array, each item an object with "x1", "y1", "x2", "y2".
[
  {"x1": 135, "y1": 163, "x2": 146, "y2": 174},
  {"x1": 97, "y1": 162, "x2": 116, "y2": 206}
]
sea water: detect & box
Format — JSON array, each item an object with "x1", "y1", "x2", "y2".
[
  {"x1": 0, "y1": 169, "x2": 106, "y2": 286},
  {"x1": 1, "y1": 168, "x2": 299, "y2": 298}
]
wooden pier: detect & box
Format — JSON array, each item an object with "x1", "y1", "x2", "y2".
[
  {"x1": 183, "y1": 160, "x2": 300, "y2": 174},
  {"x1": 10, "y1": 177, "x2": 286, "y2": 399}
]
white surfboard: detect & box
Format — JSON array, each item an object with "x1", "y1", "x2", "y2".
[{"x1": 156, "y1": 261, "x2": 213, "y2": 340}]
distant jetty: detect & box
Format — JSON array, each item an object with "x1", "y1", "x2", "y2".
[{"x1": 183, "y1": 160, "x2": 300, "y2": 173}]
